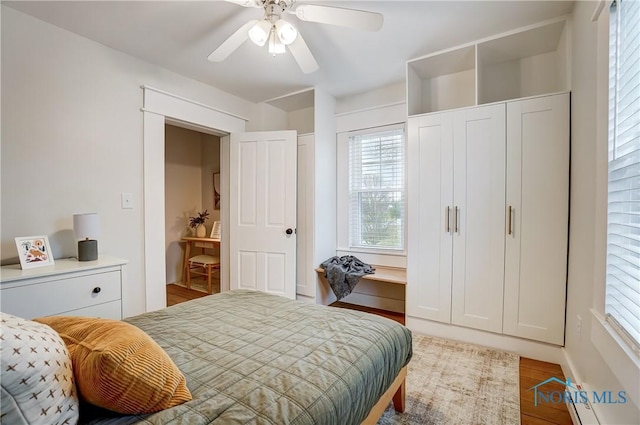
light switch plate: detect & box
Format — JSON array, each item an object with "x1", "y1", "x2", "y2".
[{"x1": 121, "y1": 193, "x2": 133, "y2": 209}]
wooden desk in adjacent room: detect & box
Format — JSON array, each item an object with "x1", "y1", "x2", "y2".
[{"x1": 181, "y1": 237, "x2": 221, "y2": 281}]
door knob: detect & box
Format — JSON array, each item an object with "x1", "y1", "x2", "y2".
[{"x1": 285, "y1": 228, "x2": 293, "y2": 235}]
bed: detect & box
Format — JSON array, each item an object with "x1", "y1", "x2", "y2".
[{"x1": 77, "y1": 290, "x2": 413, "y2": 424}]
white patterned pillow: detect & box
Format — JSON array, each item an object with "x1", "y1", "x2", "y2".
[{"x1": 0, "y1": 312, "x2": 79, "y2": 425}]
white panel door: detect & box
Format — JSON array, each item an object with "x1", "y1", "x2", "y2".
[
  {"x1": 229, "y1": 131, "x2": 297, "y2": 299},
  {"x1": 407, "y1": 112, "x2": 454, "y2": 323},
  {"x1": 503, "y1": 93, "x2": 569, "y2": 345},
  {"x1": 451, "y1": 104, "x2": 506, "y2": 333}
]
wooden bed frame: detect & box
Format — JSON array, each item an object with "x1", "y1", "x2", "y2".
[{"x1": 361, "y1": 366, "x2": 407, "y2": 424}]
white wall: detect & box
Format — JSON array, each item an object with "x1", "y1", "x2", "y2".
[
  {"x1": 0, "y1": 6, "x2": 258, "y2": 317},
  {"x1": 311, "y1": 88, "x2": 338, "y2": 305},
  {"x1": 288, "y1": 107, "x2": 314, "y2": 134},
  {"x1": 563, "y1": 2, "x2": 640, "y2": 424},
  {"x1": 201, "y1": 134, "x2": 221, "y2": 225},
  {"x1": 164, "y1": 125, "x2": 204, "y2": 285},
  {"x1": 246, "y1": 102, "x2": 288, "y2": 132},
  {"x1": 335, "y1": 81, "x2": 405, "y2": 115}
]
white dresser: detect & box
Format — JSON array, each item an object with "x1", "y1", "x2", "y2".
[{"x1": 0, "y1": 255, "x2": 127, "y2": 320}]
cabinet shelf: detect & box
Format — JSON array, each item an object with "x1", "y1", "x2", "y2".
[
  {"x1": 407, "y1": 45, "x2": 476, "y2": 115},
  {"x1": 407, "y1": 17, "x2": 569, "y2": 116}
]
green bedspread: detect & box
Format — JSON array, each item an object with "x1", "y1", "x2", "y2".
[{"x1": 81, "y1": 290, "x2": 412, "y2": 425}]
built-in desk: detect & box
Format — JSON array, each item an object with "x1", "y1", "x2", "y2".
[
  {"x1": 314, "y1": 265, "x2": 406, "y2": 285},
  {"x1": 315, "y1": 265, "x2": 406, "y2": 312}
]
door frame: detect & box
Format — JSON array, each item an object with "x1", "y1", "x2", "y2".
[{"x1": 142, "y1": 86, "x2": 247, "y2": 312}]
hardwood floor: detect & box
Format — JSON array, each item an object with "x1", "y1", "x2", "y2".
[
  {"x1": 166, "y1": 283, "x2": 210, "y2": 306},
  {"x1": 520, "y1": 358, "x2": 573, "y2": 425},
  {"x1": 166, "y1": 286, "x2": 572, "y2": 424}
]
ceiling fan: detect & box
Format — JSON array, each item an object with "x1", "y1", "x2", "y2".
[{"x1": 208, "y1": 0, "x2": 384, "y2": 74}]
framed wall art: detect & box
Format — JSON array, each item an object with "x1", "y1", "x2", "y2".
[
  {"x1": 213, "y1": 172, "x2": 221, "y2": 210},
  {"x1": 15, "y1": 235, "x2": 55, "y2": 269}
]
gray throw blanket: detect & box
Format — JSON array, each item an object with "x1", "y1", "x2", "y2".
[{"x1": 320, "y1": 255, "x2": 375, "y2": 300}]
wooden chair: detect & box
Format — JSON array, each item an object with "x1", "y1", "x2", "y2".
[{"x1": 186, "y1": 254, "x2": 220, "y2": 295}]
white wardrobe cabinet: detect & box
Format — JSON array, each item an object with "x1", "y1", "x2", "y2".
[
  {"x1": 503, "y1": 93, "x2": 569, "y2": 345},
  {"x1": 407, "y1": 104, "x2": 506, "y2": 334},
  {"x1": 407, "y1": 92, "x2": 569, "y2": 345},
  {"x1": 451, "y1": 104, "x2": 507, "y2": 333},
  {"x1": 407, "y1": 111, "x2": 454, "y2": 323}
]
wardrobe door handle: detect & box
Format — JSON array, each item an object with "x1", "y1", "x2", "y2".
[
  {"x1": 508, "y1": 206, "x2": 513, "y2": 235},
  {"x1": 445, "y1": 206, "x2": 451, "y2": 233},
  {"x1": 454, "y1": 206, "x2": 459, "y2": 234},
  {"x1": 92, "y1": 287, "x2": 101, "y2": 294}
]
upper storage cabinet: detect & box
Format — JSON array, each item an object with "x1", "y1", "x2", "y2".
[
  {"x1": 477, "y1": 20, "x2": 569, "y2": 104},
  {"x1": 407, "y1": 45, "x2": 476, "y2": 116},
  {"x1": 407, "y1": 17, "x2": 570, "y2": 116},
  {"x1": 265, "y1": 89, "x2": 315, "y2": 133}
]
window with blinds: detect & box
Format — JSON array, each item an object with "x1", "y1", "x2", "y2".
[
  {"x1": 348, "y1": 126, "x2": 405, "y2": 250},
  {"x1": 606, "y1": 0, "x2": 640, "y2": 351}
]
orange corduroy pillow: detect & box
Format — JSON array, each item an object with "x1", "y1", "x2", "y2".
[{"x1": 34, "y1": 316, "x2": 192, "y2": 414}]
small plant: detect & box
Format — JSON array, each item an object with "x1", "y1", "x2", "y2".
[{"x1": 188, "y1": 210, "x2": 210, "y2": 228}]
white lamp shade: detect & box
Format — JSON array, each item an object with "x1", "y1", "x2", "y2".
[
  {"x1": 248, "y1": 20, "x2": 272, "y2": 47},
  {"x1": 73, "y1": 213, "x2": 100, "y2": 240},
  {"x1": 275, "y1": 20, "x2": 297, "y2": 45}
]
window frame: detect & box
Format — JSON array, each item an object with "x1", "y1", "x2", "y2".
[
  {"x1": 336, "y1": 123, "x2": 407, "y2": 263},
  {"x1": 589, "y1": 0, "x2": 640, "y2": 411},
  {"x1": 604, "y1": 0, "x2": 640, "y2": 354}
]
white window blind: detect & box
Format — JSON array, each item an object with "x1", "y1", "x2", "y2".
[
  {"x1": 348, "y1": 126, "x2": 405, "y2": 250},
  {"x1": 606, "y1": 0, "x2": 640, "y2": 350}
]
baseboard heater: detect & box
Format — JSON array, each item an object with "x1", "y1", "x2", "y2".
[{"x1": 566, "y1": 385, "x2": 600, "y2": 425}]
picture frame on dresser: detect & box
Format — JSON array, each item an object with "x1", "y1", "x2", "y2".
[{"x1": 14, "y1": 235, "x2": 54, "y2": 269}]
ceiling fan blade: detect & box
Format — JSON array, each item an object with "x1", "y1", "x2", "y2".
[
  {"x1": 293, "y1": 4, "x2": 383, "y2": 31},
  {"x1": 223, "y1": 0, "x2": 261, "y2": 7},
  {"x1": 287, "y1": 32, "x2": 319, "y2": 74},
  {"x1": 208, "y1": 19, "x2": 258, "y2": 62}
]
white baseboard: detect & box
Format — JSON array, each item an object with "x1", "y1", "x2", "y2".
[
  {"x1": 561, "y1": 349, "x2": 601, "y2": 425},
  {"x1": 406, "y1": 315, "x2": 563, "y2": 363},
  {"x1": 566, "y1": 390, "x2": 601, "y2": 425},
  {"x1": 295, "y1": 294, "x2": 315, "y2": 304}
]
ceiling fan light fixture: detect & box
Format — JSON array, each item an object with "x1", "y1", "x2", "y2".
[
  {"x1": 268, "y1": 29, "x2": 286, "y2": 55},
  {"x1": 275, "y1": 20, "x2": 297, "y2": 45},
  {"x1": 248, "y1": 19, "x2": 271, "y2": 46}
]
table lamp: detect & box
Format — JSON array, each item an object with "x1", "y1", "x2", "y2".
[{"x1": 73, "y1": 213, "x2": 100, "y2": 261}]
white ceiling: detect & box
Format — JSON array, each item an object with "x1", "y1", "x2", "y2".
[{"x1": 4, "y1": 1, "x2": 575, "y2": 104}]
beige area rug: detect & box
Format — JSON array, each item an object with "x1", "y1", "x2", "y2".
[{"x1": 377, "y1": 334, "x2": 520, "y2": 425}]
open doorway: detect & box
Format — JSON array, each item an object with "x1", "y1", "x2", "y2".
[
  {"x1": 142, "y1": 86, "x2": 247, "y2": 312},
  {"x1": 142, "y1": 87, "x2": 298, "y2": 312},
  {"x1": 164, "y1": 123, "x2": 221, "y2": 296}
]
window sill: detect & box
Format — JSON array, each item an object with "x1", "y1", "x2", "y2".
[
  {"x1": 590, "y1": 308, "x2": 640, "y2": 409},
  {"x1": 335, "y1": 248, "x2": 406, "y2": 269}
]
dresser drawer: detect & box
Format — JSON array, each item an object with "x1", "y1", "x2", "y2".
[
  {"x1": 59, "y1": 300, "x2": 122, "y2": 320},
  {"x1": 1, "y1": 270, "x2": 121, "y2": 319}
]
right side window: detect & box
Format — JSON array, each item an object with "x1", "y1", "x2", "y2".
[{"x1": 606, "y1": 0, "x2": 640, "y2": 351}]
